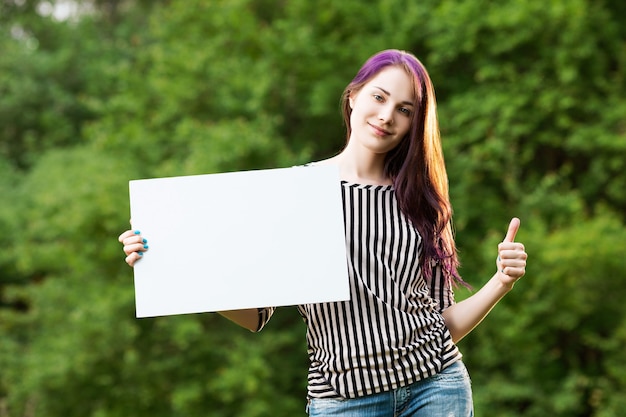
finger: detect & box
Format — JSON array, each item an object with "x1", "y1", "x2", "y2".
[
  {"x1": 502, "y1": 266, "x2": 525, "y2": 279},
  {"x1": 498, "y1": 244, "x2": 527, "y2": 259},
  {"x1": 118, "y1": 229, "x2": 140, "y2": 243},
  {"x1": 118, "y1": 230, "x2": 131, "y2": 242},
  {"x1": 125, "y1": 252, "x2": 135, "y2": 266},
  {"x1": 125, "y1": 251, "x2": 142, "y2": 267},
  {"x1": 119, "y1": 229, "x2": 144, "y2": 244},
  {"x1": 503, "y1": 217, "x2": 521, "y2": 243},
  {"x1": 500, "y1": 258, "x2": 527, "y2": 269},
  {"x1": 122, "y1": 235, "x2": 147, "y2": 247},
  {"x1": 123, "y1": 242, "x2": 147, "y2": 256}
]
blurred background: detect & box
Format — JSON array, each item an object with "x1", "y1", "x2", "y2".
[{"x1": 0, "y1": 0, "x2": 625, "y2": 416}]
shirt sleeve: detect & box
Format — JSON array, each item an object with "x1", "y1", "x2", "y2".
[
  {"x1": 428, "y1": 262, "x2": 455, "y2": 312},
  {"x1": 255, "y1": 307, "x2": 276, "y2": 332}
]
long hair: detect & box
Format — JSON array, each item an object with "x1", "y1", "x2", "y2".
[{"x1": 341, "y1": 49, "x2": 465, "y2": 287}]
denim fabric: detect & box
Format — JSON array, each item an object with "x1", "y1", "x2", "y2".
[{"x1": 307, "y1": 361, "x2": 473, "y2": 417}]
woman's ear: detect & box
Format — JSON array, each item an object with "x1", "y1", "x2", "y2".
[{"x1": 348, "y1": 93, "x2": 355, "y2": 109}]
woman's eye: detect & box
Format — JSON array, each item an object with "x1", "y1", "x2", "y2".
[
  {"x1": 373, "y1": 94, "x2": 384, "y2": 102},
  {"x1": 399, "y1": 107, "x2": 411, "y2": 116}
]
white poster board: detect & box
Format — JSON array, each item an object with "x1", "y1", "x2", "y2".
[{"x1": 129, "y1": 165, "x2": 349, "y2": 318}]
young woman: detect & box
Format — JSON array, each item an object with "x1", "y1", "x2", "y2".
[{"x1": 119, "y1": 49, "x2": 527, "y2": 416}]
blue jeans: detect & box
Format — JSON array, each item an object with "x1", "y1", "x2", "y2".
[{"x1": 306, "y1": 361, "x2": 473, "y2": 417}]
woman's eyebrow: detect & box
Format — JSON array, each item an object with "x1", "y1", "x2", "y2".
[{"x1": 374, "y1": 86, "x2": 414, "y2": 107}]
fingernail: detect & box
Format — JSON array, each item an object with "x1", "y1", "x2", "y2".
[
  {"x1": 142, "y1": 238, "x2": 147, "y2": 244},
  {"x1": 134, "y1": 230, "x2": 141, "y2": 235},
  {"x1": 143, "y1": 245, "x2": 149, "y2": 249},
  {"x1": 138, "y1": 252, "x2": 143, "y2": 256}
]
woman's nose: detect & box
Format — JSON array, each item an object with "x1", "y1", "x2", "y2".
[{"x1": 378, "y1": 105, "x2": 394, "y2": 124}]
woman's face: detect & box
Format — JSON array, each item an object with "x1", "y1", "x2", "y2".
[{"x1": 348, "y1": 66, "x2": 415, "y2": 156}]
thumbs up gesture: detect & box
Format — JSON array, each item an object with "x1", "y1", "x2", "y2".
[{"x1": 497, "y1": 218, "x2": 528, "y2": 288}]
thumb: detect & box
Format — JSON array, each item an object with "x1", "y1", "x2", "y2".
[{"x1": 503, "y1": 217, "x2": 521, "y2": 243}]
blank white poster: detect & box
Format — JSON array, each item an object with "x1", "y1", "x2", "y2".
[{"x1": 129, "y1": 165, "x2": 349, "y2": 318}]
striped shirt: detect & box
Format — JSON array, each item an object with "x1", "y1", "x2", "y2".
[{"x1": 257, "y1": 181, "x2": 462, "y2": 399}]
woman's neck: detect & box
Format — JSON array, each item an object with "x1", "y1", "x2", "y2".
[{"x1": 320, "y1": 144, "x2": 392, "y2": 186}]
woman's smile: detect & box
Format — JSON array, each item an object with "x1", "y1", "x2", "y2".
[{"x1": 368, "y1": 122, "x2": 392, "y2": 137}]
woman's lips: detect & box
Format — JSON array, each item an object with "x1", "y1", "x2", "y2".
[{"x1": 368, "y1": 123, "x2": 391, "y2": 136}]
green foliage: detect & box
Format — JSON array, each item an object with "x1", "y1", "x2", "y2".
[
  {"x1": 0, "y1": 0, "x2": 624, "y2": 415},
  {"x1": 461, "y1": 214, "x2": 626, "y2": 416}
]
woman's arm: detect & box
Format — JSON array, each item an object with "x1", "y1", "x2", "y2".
[
  {"x1": 442, "y1": 218, "x2": 527, "y2": 343},
  {"x1": 218, "y1": 309, "x2": 262, "y2": 332}
]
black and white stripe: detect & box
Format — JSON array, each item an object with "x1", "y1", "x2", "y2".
[{"x1": 258, "y1": 181, "x2": 461, "y2": 399}]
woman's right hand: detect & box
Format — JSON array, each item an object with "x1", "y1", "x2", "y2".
[{"x1": 118, "y1": 230, "x2": 149, "y2": 267}]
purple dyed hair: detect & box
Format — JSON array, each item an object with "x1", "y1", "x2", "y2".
[{"x1": 341, "y1": 49, "x2": 466, "y2": 287}]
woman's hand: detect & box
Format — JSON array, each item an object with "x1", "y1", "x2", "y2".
[
  {"x1": 118, "y1": 229, "x2": 149, "y2": 267},
  {"x1": 496, "y1": 218, "x2": 527, "y2": 289}
]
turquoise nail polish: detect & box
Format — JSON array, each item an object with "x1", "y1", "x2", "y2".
[
  {"x1": 142, "y1": 238, "x2": 147, "y2": 244},
  {"x1": 138, "y1": 252, "x2": 143, "y2": 256},
  {"x1": 134, "y1": 230, "x2": 141, "y2": 235},
  {"x1": 143, "y1": 245, "x2": 149, "y2": 249}
]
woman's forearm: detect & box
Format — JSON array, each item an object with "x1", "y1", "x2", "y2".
[
  {"x1": 442, "y1": 273, "x2": 514, "y2": 343},
  {"x1": 443, "y1": 218, "x2": 527, "y2": 343},
  {"x1": 218, "y1": 309, "x2": 260, "y2": 332}
]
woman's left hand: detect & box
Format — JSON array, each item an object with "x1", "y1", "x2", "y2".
[{"x1": 496, "y1": 218, "x2": 528, "y2": 288}]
